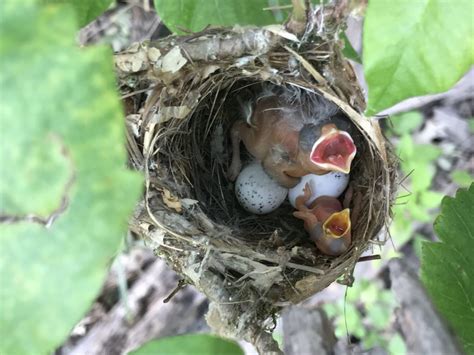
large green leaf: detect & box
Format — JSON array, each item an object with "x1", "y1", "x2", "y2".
[
  {"x1": 363, "y1": 0, "x2": 474, "y2": 115},
  {"x1": 0, "y1": 2, "x2": 141, "y2": 354},
  {"x1": 131, "y1": 334, "x2": 244, "y2": 355},
  {"x1": 45, "y1": 0, "x2": 113, "y2": 27},
  {"x1": 153, "y1": 0, "x2": 292, "y2": 33},
  {"x1": 421, "y1": 184, "x2": 474, "y2": 352}
]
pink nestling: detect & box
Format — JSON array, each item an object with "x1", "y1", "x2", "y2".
[
  {"x1": 227, "y1": 94, "x2": 357, "y2": 188},
  {"x1": 293, "y1": 183, "x2": 352, "y2": 256}
]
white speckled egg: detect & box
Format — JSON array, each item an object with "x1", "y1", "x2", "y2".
[
  {"x1": 235, "y1": 162, "x2": 288, "y2": 214},
  {"x1": 288, "y1": 171, "x2": 349, "y2": 208}
]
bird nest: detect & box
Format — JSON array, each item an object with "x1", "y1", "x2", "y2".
[{"x1": 117, "y1": 8, "x2": 397, "y2": 353}]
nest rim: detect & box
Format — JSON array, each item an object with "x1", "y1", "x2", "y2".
[{"x1": 135, "y1": 76, "x2": 395, "y2": 300}]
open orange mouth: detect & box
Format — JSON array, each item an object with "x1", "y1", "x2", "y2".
[
  {"x1": 310, "y1": 127, "x2": 356, "y2": 173},
  {"x1": 323, "y1": 209, "x2": 351, "y2": 238}
]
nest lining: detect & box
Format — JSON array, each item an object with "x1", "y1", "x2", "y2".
[{"x1": 120, "y1": 23, "x2": 397, "y2": 352}]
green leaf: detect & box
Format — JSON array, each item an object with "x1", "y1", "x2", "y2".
[
  {"x1": 419, "y1": 190, "x2": 444, "y2": 210},
  {"x1": 391, "y1": 202, "x2": 415, "y2": 246},
  {"x1": 333, "y1": 303, "x2": 366, "y2": 339},
  {"x1": 0, "y1": 3, "x2": 141, "y2": 354},
  {"x1": 44, "y1": 0, "x2": 112, "y2": 27},
  {"x1": 347, "y1": 279, "x2": 368, "y2": 302},
  {"x1": 347, "y1": 308, "x2": 366, "y2": 339},
  {"x1": 342, "y1": 32, "x2": 361, "y2": 63},
  {"x1": 388, "y1": 334, "x2": 407, "y2": 355},
  {"x1": 407, "y1": 199, "x2": 431, "y2": 222},
  {"x1": 413, "y1": 234, "x2": 425, "y2": 260},
  {"x1": 323, "y1": 303, "x2": 338, "y2": 318},
  {"x1": 153, "y1": 0, "x2": 291, "y2": 33},
  {"x1": 363, "y1": 0, "x2": 474, "y2": 115},
  {"x1": 390, "y1": 111, "x2": 424, "y2": 136},
  {"x1": 397, "y1": 134, "x2": 415, "y2": 161},
  {"x1": 421, "y1": 184, "x2": 474, "y2": 352},
  {"x1": 411, "y1": 144, "x2": 442, "y2": 164},
  {"x1": 398, "y1": 135, "x2": 441, "y2": 192},
  {"x1": 272, "y1": 331, "x2": 284, "y2": 349},
  {"x1": 363, "y1": 332, "x2": 383, "y2": 348},
  {"x1": 410, "y1": 166, "x2": 436, "y2": 193},
  {"x1": 366, "y1": 304, "x2": 390, "y2": 329},
  {"x1": 469, "y1": 118, "x2": 474, "y2": 134},
  {"x1": 131, "y1": 335, "x2": 244, "y2": 355},
  {"x1": 451, "y1": 170, "x2": 474, "y2": 188},
  {"x1": 398, "y1": 135, "x2": 443, "y2": 167}
]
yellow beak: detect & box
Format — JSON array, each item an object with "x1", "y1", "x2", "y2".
[{"x1": 323, "y1": 209, "x2": 351, "y2": 239}]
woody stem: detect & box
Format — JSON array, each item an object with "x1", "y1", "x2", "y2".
[{"x1": 286, "y1": 0, "x2": 309, "y2": 35}]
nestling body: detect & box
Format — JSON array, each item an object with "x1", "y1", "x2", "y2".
[
  {"x1": 227, "y1": 95, "x2": 356, "y2": 188},
  {"x1": 293, "y1": 183, "x2": 352, "y2": 256}
]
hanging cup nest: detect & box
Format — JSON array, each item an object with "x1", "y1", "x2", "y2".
[{"x1": 118, "y1": 3, "x2": 397, "y2": 353}]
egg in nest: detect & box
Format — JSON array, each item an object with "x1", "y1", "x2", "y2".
[
  {"x1": 288, "y1": 171, "x2": 349, "y2": 208},
  {"x1": 235, "y1": 162, "x2": 288, "y2": 215}
]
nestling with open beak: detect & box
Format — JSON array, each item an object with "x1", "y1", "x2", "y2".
[
  {"x1": 293, "y1": 183, "x2": 352, "y2": 256},
  {"x1": 227, "y1": 94, "x2": 357, "y2": 188}
]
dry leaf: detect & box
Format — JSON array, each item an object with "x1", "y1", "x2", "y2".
[
  {"x1": 115, "y1": 44, "x2": 149, "y2": 73},
  {"x1": 161, "y1": 46, "x2": 187, "y2": 73},
  {"x1": 147, "y1": 47, "x2": 162, "y2": 62},
  {"x1": 264, "y1": 25, "x2": 300, "y2": 43},
  {"x1": 152, "y1": 105, "x2": 192, "y2": 124},
  {"x1": 181, "y1": 198, "x2": 199, "y2": 208},
  {"x1": 201, "y1": 65, "x2": 220, "y2": 79},
  {"x1": 161, "y1": 188, "x2": 182, "y2": 212}
]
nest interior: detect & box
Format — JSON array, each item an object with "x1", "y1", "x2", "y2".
[
  {"x1": 156, "y1": 80, "x2": 375, "y2": 270},
  {"x1": 119, "y1": 20, "x2": 397, "y2": 352}
]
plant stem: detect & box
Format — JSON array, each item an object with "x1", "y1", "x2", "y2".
[
  {"x1": 286, "y1": 0, "x2": 308, "y2": 35},
  {"x1": 292, "y1": 0, "x2": 307, "y2": 23}
]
